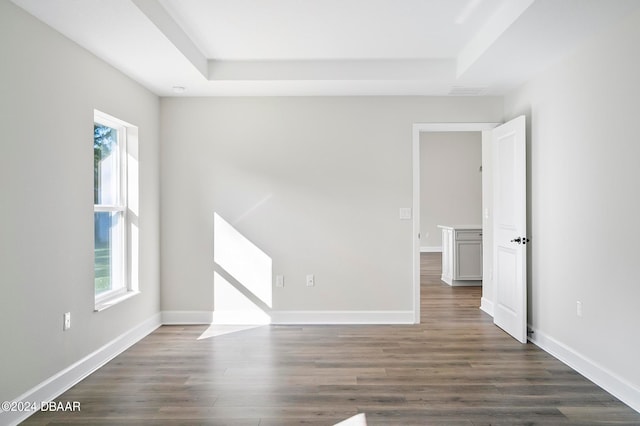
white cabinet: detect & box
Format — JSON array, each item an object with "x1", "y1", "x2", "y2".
[{"x1": 438, "y1": 225, "x2": 482, "y2": 286}]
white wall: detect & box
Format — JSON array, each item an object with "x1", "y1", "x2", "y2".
[
  {"x1": 0, "y1": 0, "x2": 160, "y2": 404},
  {"x1": 160, "y1": 97, "x2": 502, "y2": 320},
  {"x1": 420, "y1": 132, "x2": 482, "y2": 250},
  {"x1": 504, "y1": 7, "x2": 640, "y2": 411}
]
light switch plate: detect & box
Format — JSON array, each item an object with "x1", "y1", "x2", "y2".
[{"x1": 399, "y1": 208, "x2": 412, "y2": 220}]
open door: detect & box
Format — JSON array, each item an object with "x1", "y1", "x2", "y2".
[{"x1": 492, "y1": 115, "x2": 527, "y2": 343}]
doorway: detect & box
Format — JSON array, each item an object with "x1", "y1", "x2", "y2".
[
  {"x1": 419, "y1": 131, "x2": 482, "y2": 253},
  {"x1": 411, "y1": 123, "x2": 500, "y2": 323}
]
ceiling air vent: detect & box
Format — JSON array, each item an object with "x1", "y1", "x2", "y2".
[{"x1": 448, "y1": 86, "x2": 488, "y2": 96}]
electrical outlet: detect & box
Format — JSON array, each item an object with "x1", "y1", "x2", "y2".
[
  {"x1": 275, "y1": 275, "x2": 284, "y2": 288},
  {"x1": 306, "y1": 274, "x2": 315, "y2": 287},
  {"x1": 63, "y1": 312, "x2": 71, "y2": 330},
  {"x1": 576, "y1": 301, "x2": 583, "y2": 317}
]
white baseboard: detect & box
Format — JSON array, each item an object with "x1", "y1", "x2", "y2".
[
  {"x1": 447, "y1": 280, "x2": 481, "y2": 287},
  {"x1": 161, "y1": 310, "x2": 213, "y2": 324},
  {"x1": 212, "y1": 310, "x2": 270, "y2": 325},
  {"x1": 163, "y1": 310, "x2": 269, "y2": 325},
  {"x1": 1, "y1": 313, "x2": 161, "y2": 426},
  {"x1": 162, "y1": 310, "x2": 414, "y2": 325},
  {"x1": 271, "y1": 310, "x2": 414, "y2": 324},
  {"x1": 479, "y1": 297, "x2": 494, "y2": 316},
  {"x1": 529, "y1": 326, "x2": 640, "y2": 414},
  {"x1": 420, "y1": 246, "x2": 442, "y2": 253}
]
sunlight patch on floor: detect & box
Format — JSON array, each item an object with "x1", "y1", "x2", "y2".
[
  {"x1": 334, "y1": 413, "x2": 367, "y2": 426},
  {"x1": 197, "y1": 324, "x2": 265, "y2": 340}
]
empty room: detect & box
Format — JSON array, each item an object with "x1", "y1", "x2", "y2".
[{"x1": 2, "y1": 0, "x2": 640, "y2": 424}]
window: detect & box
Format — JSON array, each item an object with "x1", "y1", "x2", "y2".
[{"x1": 94, "y1": 110, "x2": 138, "y2": 310}]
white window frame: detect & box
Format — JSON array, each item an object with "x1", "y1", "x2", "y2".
[{"x1": 94, "y1": 110, "x2": 139, "y2": 311}]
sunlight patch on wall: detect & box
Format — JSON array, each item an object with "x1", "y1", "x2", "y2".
[
  {"x1": 212, "y1": 212, "x2": 272, "y2": 325},
  {"x1": 213, "y1": 271, "x2": 271, "y2": 324}
]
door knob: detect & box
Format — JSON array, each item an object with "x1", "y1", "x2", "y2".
[{"x1": 510, "y1": 237, "x2": 522, "y2": 244}]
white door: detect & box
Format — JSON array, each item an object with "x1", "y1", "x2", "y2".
[{"x1": 492, "y1": 115, "x2": 527, "y2": 343}]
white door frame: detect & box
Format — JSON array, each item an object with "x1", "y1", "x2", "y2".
[{"x1": 412, "y1": 122, "x2": 501, "y2": 323}]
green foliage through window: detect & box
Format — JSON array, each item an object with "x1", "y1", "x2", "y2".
[{"x1": 94, "y1": 124, "x2": 116, "y2": 204}]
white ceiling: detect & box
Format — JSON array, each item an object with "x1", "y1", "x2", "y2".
[
  {"x1": 11, "y1": 0, "x2": 640, "y2": 96},
  {"x1": 161, "y1": 0, "x2": 507, "y2": 60}
]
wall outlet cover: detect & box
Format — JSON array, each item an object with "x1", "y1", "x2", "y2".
[{"x1": 63, "y1": 312, "x2": 71, "y2": 330}]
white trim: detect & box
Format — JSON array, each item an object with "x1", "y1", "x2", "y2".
[
  {"x1": 412, "y1": 123, "x2": 501, "y2": 326},
  {"x1": 479, "y1": 297, "x2": 494, "y2": 316},
  {"x1": 94, "y1": 109, "x2": 136, "y2": 306},
  {"x1": 212, "y1": 310, "x2": 270, "y2": 325},
  {"x1": 414, "y1": 123, "x2": 501, "y2": 133},
  {"x1": 447, "y1": 280, "x2": 482, "y2": 287},
  {"x1": 93, "y1": 205, "x2": 126, "y2": 212},
  {"x1": 1, "y1": 313, "x2": 161, "y2": 426},
  {"x1": 529, "y1": 326, "x2": 640, "y2": 414},
  {"x1": 161, "y1": 310, "x2": 214, "y2": 324},
  {"x1": 94, "y1": 290, "x2": 140, "y2": 312},
  {"x1": 161, "y1": 310, "x2": 415, "y2": 325},
  {"x1": 94, "y1": 109, "x2": 134, "y2": 129},
  {"x1": 411, "y1": 124, "x2": 422, "y2": 324},
  {"x1": 420, "y1": 246, "x2": 442, "y2": 253},
  {"x1": 271, "y1": 310, "x2": 414, "y2": 325}
]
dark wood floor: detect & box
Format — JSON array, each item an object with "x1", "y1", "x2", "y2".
[{"x1": 24, "y1": 253, "x2": 640, "y2": 425}]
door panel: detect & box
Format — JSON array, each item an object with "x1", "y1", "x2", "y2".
[
  {"x1": 496, "y1": 247, "x2": 517, "y2": 314},
  {"x1": 492, "y1": 116, "x2": 527, "y2": 343}
]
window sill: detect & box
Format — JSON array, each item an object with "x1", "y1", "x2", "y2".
[{"x1": 94, "y1": 290, "x2": 140, "y2": 312}]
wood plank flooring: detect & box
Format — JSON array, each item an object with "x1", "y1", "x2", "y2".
[{"x1": 23, "y1": 253, "x2": 640, "y2": 425}]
